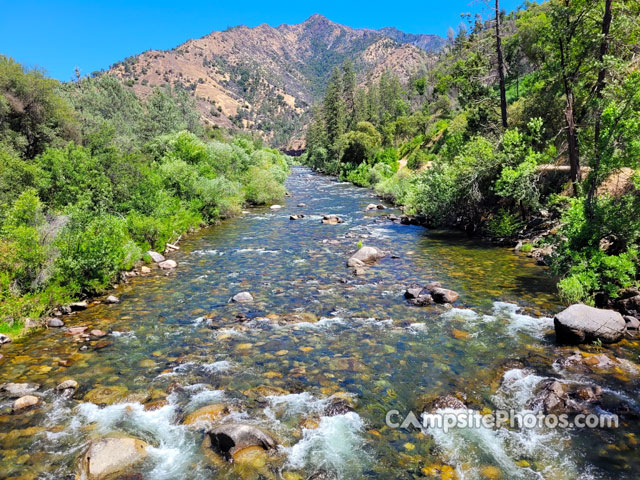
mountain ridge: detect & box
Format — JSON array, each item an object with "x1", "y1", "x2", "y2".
[{"x1": 108, "y1": 14, "x2": 444, "y2": 148}]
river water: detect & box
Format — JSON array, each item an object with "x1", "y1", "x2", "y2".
[{"x1": 1, "y1": 166, "x2": 639, "y2": 479}]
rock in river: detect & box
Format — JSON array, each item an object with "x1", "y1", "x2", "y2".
[
  {"x1": 13, "y1": 395, "x2": 40, "y2": 411},
  {"x1": 322, "y1": 215, "x2": 344, "y2": 225},
  {"x1": 80, "y1": 436, "x2": 149, "y2": 480},
  {"x1": 270, "y1": 204, "x2": 282, "y2": 210},
  {"x1": 183, "y1": 404, "x2": 229, "y2": 428},
  {"x1": 290, "y1": 214, "x2": 305, "y2": 220},
  {"x1": 207, "y1": 423, "x2": 277, "y2": 459},
  {"x1": 48, "y1": 318, "x2": 64, "y2": 328},
  {"x1": 232, "y1": 291, "x2": 254, "y2": 303},
  {"x1": 104, "y1": 295, "x2": 120, "y2": 304},
  {"x1": 1, "y1": 382, "x2": 40, "y2": 398},
  {"x1": 404, "y1": 282, "x2": 458, "y2": 305},
  {"x1": 147, "y1": 250, "x2": 165, "y2": 263},
  {"x1": 347, "y1": 246, "x2": 386, "y2": 267},
  {"x1": 554, "y1": 304, "x2": 626, "y2": 344},
  {"x1": 158, "y1": 259, "x2": 177, "y2": 269},
  {"x1": 0, "y1": 333, "x2": 11, "y2": 345}
]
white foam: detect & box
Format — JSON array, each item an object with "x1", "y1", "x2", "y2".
[{"x1": 285, "y1": 411, "x2": 368, "y2": 476}]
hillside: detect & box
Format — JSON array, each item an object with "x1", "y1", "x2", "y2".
[{"x1": 107, "y1": 14, "x2": 441, "y2": 148}]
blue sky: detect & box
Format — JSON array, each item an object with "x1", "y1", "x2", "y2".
[{"x1": 1, "y1": 0, "x2": 523, "y2": 81}]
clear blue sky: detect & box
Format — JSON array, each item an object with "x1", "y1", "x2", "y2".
[{"x1": 1, "y1": 0, "x2": 523, "y2": 81}]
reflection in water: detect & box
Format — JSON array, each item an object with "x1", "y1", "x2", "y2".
[{"x1": 0, "y1": 167, "x2": 638, "y2": 479}]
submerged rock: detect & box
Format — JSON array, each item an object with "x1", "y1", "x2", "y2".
[
  {"x1": 13, "y1": 395, "x2": 40, "y2": 411},
  {"x1": 147, "y1": 251, "x2": 165, "y2": 263},
  {"x1": 158, "y1": 259, "x2": 177, "y2": 270},
  {"x1": 183, "y1": 404, "x2": 229, "y2": 428},
  {"x1": 1, "y1": 382, "x2": 40, "y2": 398},
  {"x1": 554, "y1": 304, "x2": 626, "y2": 344},
  {"x1": 84, "y1": 385, "x2": 129, "y2": 405},
  {"x1": 347, "y1": 246, "x2": 386, "y2": 267},
  {"x1": 232, "y1": 291, "x2": 254, "y2": 303},
  {"x1": 419, "y1": 393, "x2": 467, "y2": 413},
  {"x1": 321, "y1": 215, "x2": 344, "y2": 225},
  {"x1": 80, "y1": 436, "x2": 149, "y2": 480},
  {"x1": 207, "y1": 423, "x2": 277, "y2": 459}
]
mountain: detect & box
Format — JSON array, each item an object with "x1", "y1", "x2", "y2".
[{"x1": 108, "y1": 14, "x2": 443, "y2": 149}]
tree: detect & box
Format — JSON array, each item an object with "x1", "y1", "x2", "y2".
[
  {"x1": 493, "y1": 0, "x2": 508, "y2": 128},
  {"x1": 342, "y1": 60, "x2": 357, "y2": 129},
  {"x1": 323, "y1": 67, "x2": 346, "y2": 159}
]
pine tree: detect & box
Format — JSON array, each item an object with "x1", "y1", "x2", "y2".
[{"x1": 323, "y1": 67, "x2": 346, "y2": 159}]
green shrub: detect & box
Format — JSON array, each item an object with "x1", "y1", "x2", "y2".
[
  {"x1": 520, "y1": 243, "x2": 533, "y2": 253},
  {"x1": 486, "y1": 209, "x2": 524, "y2": 238}
]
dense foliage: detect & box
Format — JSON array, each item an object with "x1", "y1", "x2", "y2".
[
  {"x1": 0, "y1": 57, "x2": 290, "y2": 335},
  {"x1": 303, "y1": 0, "x2": 640, "y2": 305}
]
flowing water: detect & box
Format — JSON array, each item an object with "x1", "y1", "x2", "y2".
[{"x1": 1, "y1": 167, "x2": 639, "y2": 479}]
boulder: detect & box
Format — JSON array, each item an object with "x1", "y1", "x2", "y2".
[
  {"x1": 48, "y1": 318, "x2": 64, "y2": 328},
  {"x1": 270, "y1": 204, "x2": 282, "y2": 210},
  {"x1": 321, "y1": 215, "x2": 344, "y2": 225},
  {"x1": 530, "y1": 379, "x2": 598, "y2": 415},
  {"x1": 376, "y1": 204, "x2": 386, "y2": 210},
  {"x1": 207, "y1": 423, "x2": 277, "y2": 459},
  {"x1": 410, "y1": 295, "x2": 434, "y2": 306},
  {"x1": 140, "y1": 266, "x2": 152, "y2": 274},
  {"x1": 80, "y1": 436, "x2": 149, "y2": 480},
  {"x1": 405, "y1": 282, "x2": 458, "y2": 305},
  {"x1": 420, "y1": 394, "x2": 467, "y2": 413},
  {"x1": 232, "y1": 291, "x2": 254, "y2": 303},
  {"x1": 290, "y1": 214, "x2": 305, "y2": 220},
  {"x1": 105, "y1": 295, "x2": 119, "y2": 304},
  {"x1": 554, "y1": 304, "x2": 626, "y2": 344},
  {"x1": 404, "y1": 285, "x2": 424, "y2": 300},
  {"x1": 347, "y1": 246, "x2": 386, "y2": 267},
  {"x1": 147, "y1": 251, "x2": 165, "y2": 263},
  {"x1": 324, "y1": 398, "x2": 354, "y2": 416},
  {"x1": 13, "y1": 395, "x2": 40, "y2": 411},
  {"x1": 1, "y1": 382, "x2": 40, "y2": 398},
  {"x1": 365, "y1": 204, "x2": 378, "y2": 211},
  {"x1": 158, "y1": 259, "x2": 177, "y2": 270},
  {"x1": 0, "y1": 333, "x2": 11, "y2": 345}
]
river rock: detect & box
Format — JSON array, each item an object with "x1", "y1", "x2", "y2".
[
  {"x1": 105, "y1": 295, "x2": 119, "y2": 304},
  {"x1": 365, "y1": 203, "x2": 378, "y2": 211},
  {"x1": 140, "y1": 266, "x2": 152, "y2": 274},
  {"x1": 297, "y1": 203, "x2": 306, "y2": 207},
  {"x1": 290, "y1": 214, "x2": 305, "y2": 220},
  {"x1": 48, "y1": 317, "x2": 64, "y2": 328},
  {"x1": 158, "y1": 259, "x2": 177, "y2": 270},
  {"x1": 0, "y1": 333, "x2": 11, "y2": 345},
  {"x1": 324, "y1": 397, "x2": 354, "y2": 416},
  {"x1": 80, "y1": 436, "x2": 149, "y2": 480},
  {"x1": 91, "y1": 329, "x2": 107, "y2": 338},
  {"x1": 207, "y1": 423, "x2": 277, "y2": 459},
  {"x1": 530, "y1": 379, "x2": 599, "y2": 415},
  {"x1": 1, "y1": 382, "x2": 40, "y2": 398},
  {"x1": 347, "y1": 246, "x2": 386, "y2": 267},
  {"x1": 70, "y1": 301, "x2": 88, "y2": 311},
  {"x1": 419, "y1": 393, "x2": 467, "y2": 413},
  {"x1": 147, "y1": 251, "x2": 165, "y2": 263},
  {"x1": 84, "y1": 385, "x2": 129, "y2": 405},
  {"x1": 232, "y1": 291, "x2": 254, "y2": 303},
  {"x1": 270, "y1": 204, "x2": 282, "y2": 210},
  {"x1": 554, "y1": 304, "x2": 626, "y2": 344},
  {"x1": 322, "y1": 215, "x2": 344, "y2": 225},
  {"x1": 57, "y1": 379, "x2": 79, "y2": 392},
  {"x1": 431, "y1": 288, "x2": 459, "y2": 304},
  {"x1": 24, "y1": 317, "x2": 39, "y2": 329},
  {"x1": 13, "y1": 395, "x2": 40, "y2": 411},
  {"x1": 624, "y1": 315, "x2": 640, "y2": 332}
]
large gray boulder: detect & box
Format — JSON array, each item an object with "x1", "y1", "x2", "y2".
[
  {"x1": 554, "y1": 304, "x2": 626, "y2": 344},
  {"x1": 207, "y1": 423, "x2": 277, "y2": 458},
  {"x1": 347, "y1": 246, "x2": 386, "y2": 267},
  {"x1": 80, "y1": 436, "x2": 149, "y2": 480}
]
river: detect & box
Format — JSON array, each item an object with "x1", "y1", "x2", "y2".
[{"x1": 1, "y1": 166, "x2": 639, "y2": 479}]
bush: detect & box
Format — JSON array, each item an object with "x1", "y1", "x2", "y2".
[{"x1": 485, "y1": 209, "x2": 524, "y2": 238}]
